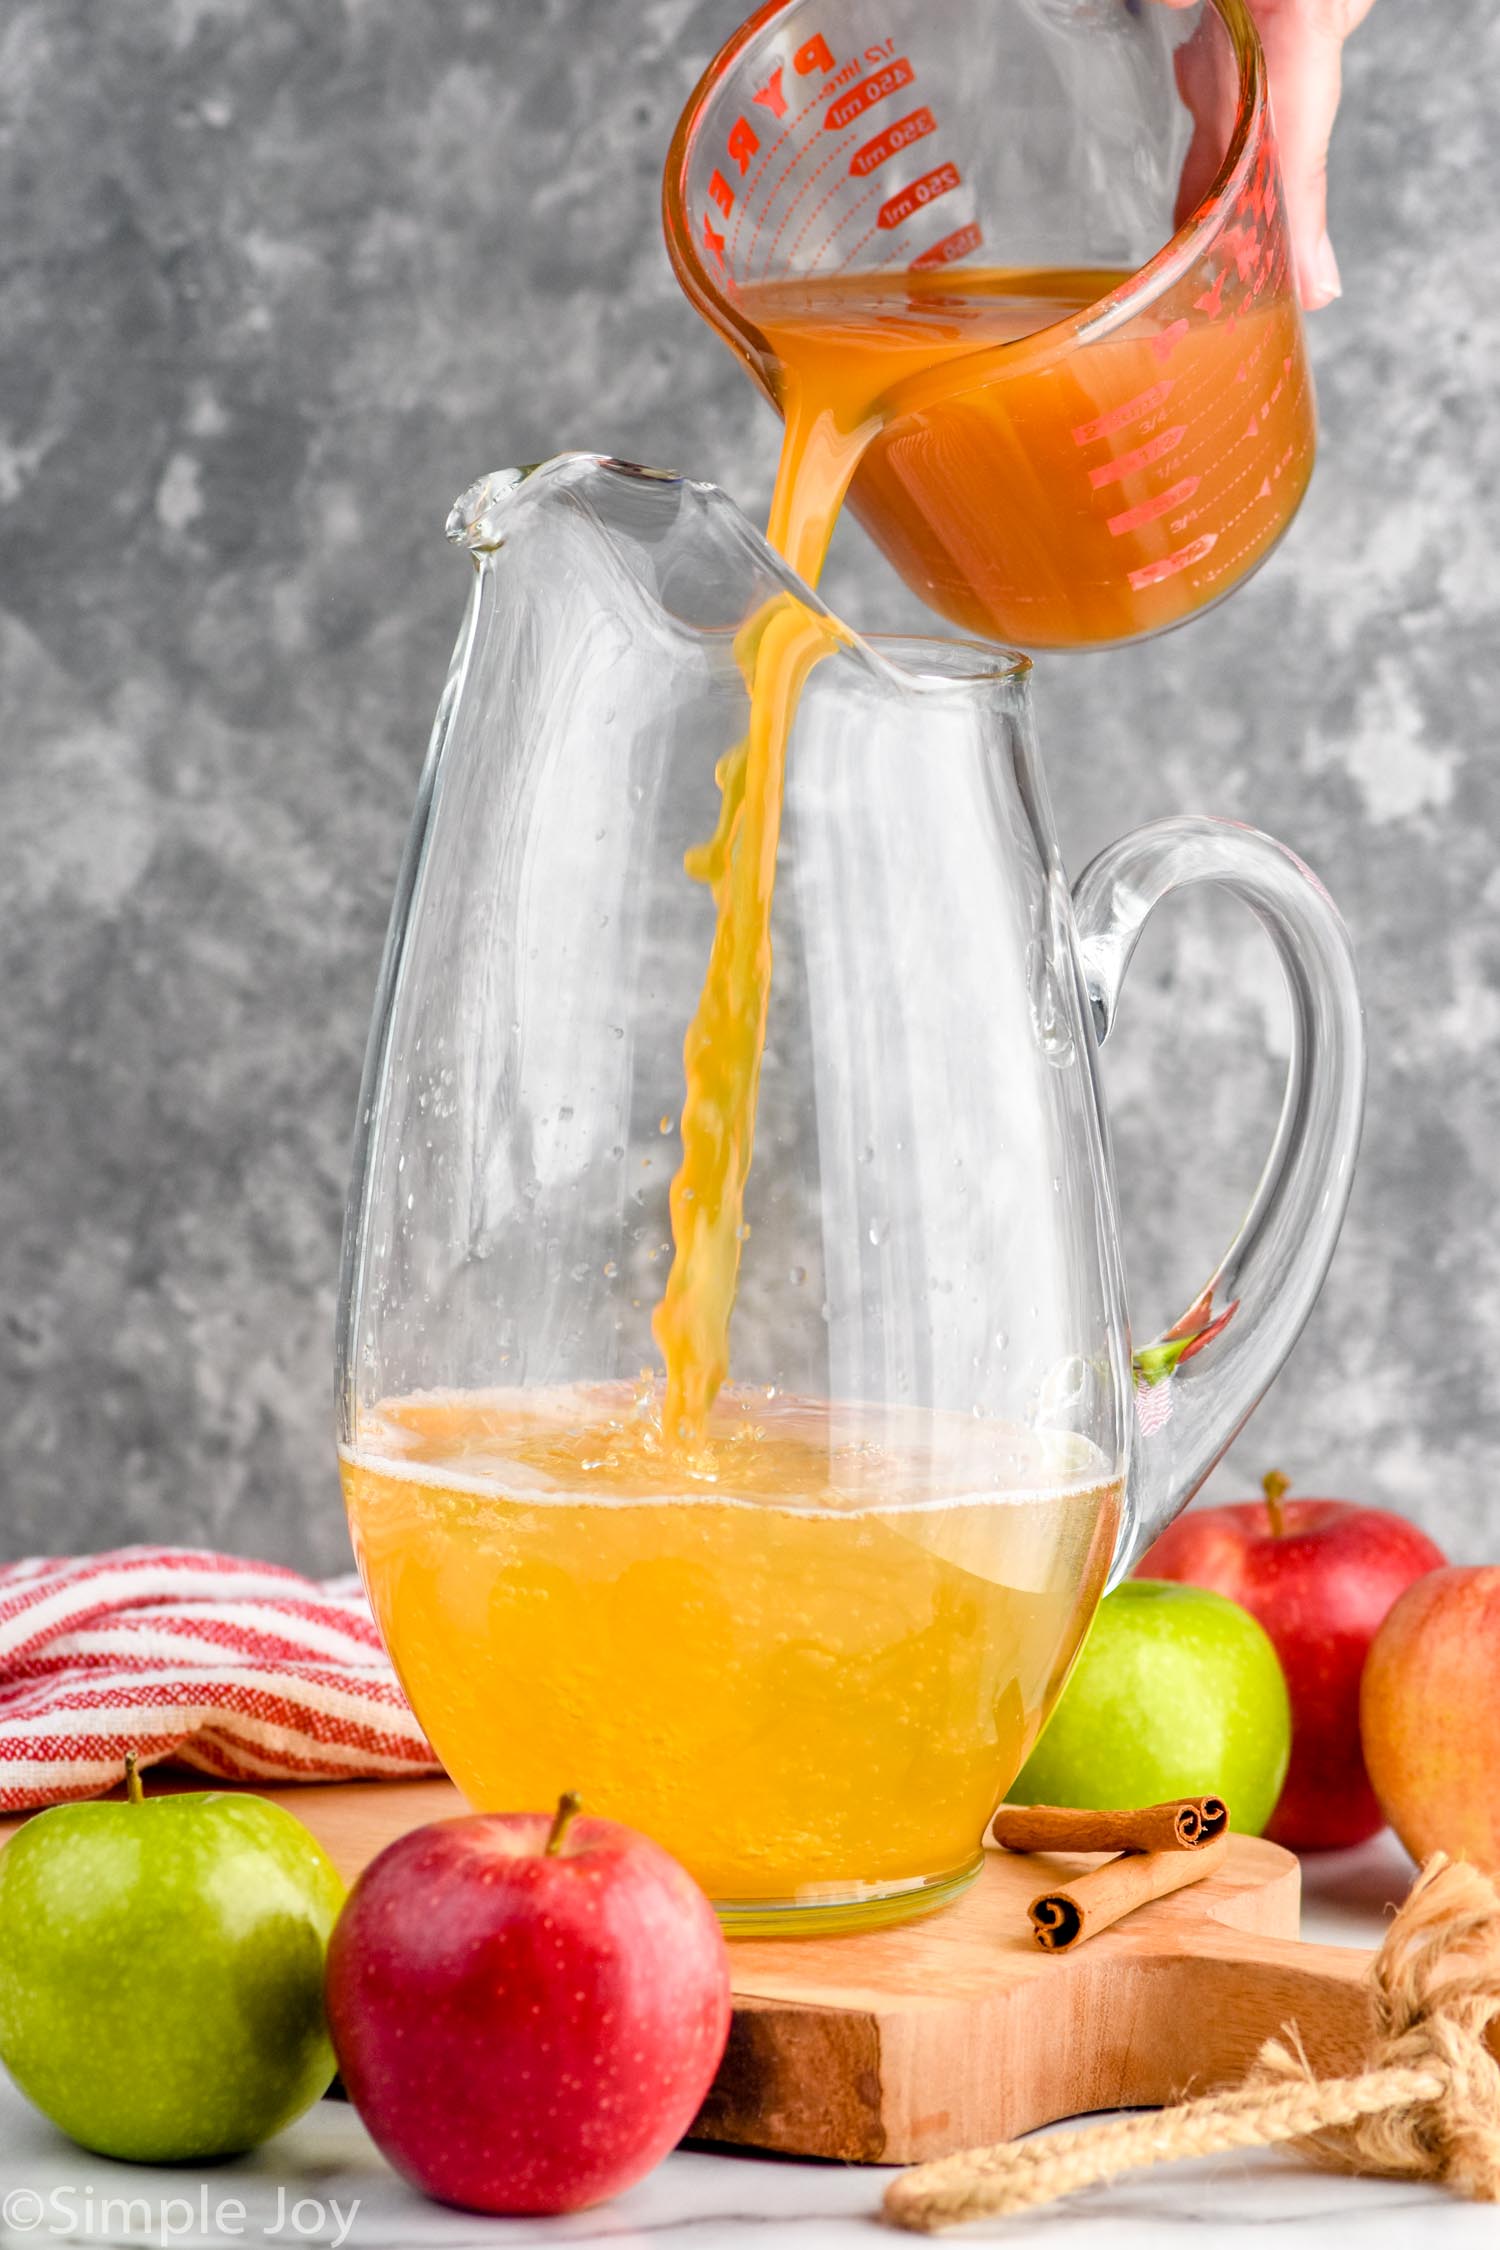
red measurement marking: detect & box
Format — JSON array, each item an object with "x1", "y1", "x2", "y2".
[
  {"x1": 850, "y1": 106, "x2": 934, "y2": 177},
  {"x1": 825, "y1": 57, "x2": 914, "y2": 132},
  {"x1": 1128, "y1": 533, "x2": 1217, "y2": 591},
  {"x1": 878, "y1": 161, "x2": 959, "y2": 231},
  {"x1": 1087, "y1": 425, "x2": 1186, "y2": 490},
  {"x1": 1149, "y1": 318, "x2": 1190, "y2": 364},
  {"x1": 1195, "y1": 269, "x2": 1228, "y2": 319},
  {"x1": 1107, "y1": 477, "x2": 1201, "y2": 537},
  {"x1": 1072, "y1": 380, "x2": 1174, "y2": 447},
  {"x1": 909, "y1": 221, "x2": 982, "y2": 271}
]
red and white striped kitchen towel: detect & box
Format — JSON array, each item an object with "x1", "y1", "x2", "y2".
[{"x1": 0, "y1": 1547, "x2": 440, "y2": 1812}]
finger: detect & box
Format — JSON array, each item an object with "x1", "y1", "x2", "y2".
[
  {"x1": 1258, "y1": 8, "x2": 1347, "y2": 305},
  {"x1": 1171, "y1": 19, "x2": 1238, "y2": 228}
]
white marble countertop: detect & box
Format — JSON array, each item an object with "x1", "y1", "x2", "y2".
[{"x1": 2, "y1": 1832, "x2": 1493, "y2": 2250}]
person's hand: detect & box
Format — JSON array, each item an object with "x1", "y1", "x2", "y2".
[{"x1": 1165, "y1": 0, "x2": 1376, "y2": 309}]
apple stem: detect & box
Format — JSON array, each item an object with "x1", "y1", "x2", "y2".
[
  {"x1": 124, "y1": 1750, "x2": 144, "y2": 1806},
  {"x1": 544, "y1": 1791, "x2": 582, "y2": 1857},
  {"x1": 1262, "y1": 1471, "x2": 1291, "y2": 1537}
]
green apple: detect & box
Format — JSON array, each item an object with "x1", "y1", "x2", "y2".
[
  {"x1": 1011, "y1": 1580, "x2": 1292, "y2": 1835},
  {"x1": 0, "y1": 1759, "x2": 345, "y2": 2161}
]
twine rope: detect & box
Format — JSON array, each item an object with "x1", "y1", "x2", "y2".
[{"x1": 884, "y1": 1855, "x2": 1500, "y2": 2232}]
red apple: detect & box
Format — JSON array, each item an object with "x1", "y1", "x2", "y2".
[
  {"x1": 1362, "y1": 1567, "x2": 1500, "y2": 1872},
  {"x1": 1139, "y1": 1475, "x2": 1446, "y2": 1850},
  {"x1": 325, "y1": 1795, "x2": 731, "y2": 2215}
]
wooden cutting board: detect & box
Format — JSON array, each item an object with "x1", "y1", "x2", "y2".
[{"x1": 0, "y1": 1775, "x2": 1379, "y2": 2164}]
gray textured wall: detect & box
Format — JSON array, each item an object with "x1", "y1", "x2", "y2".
[{"x1": 2, "y1": 0, "x2": 1495, "y2": 1571}]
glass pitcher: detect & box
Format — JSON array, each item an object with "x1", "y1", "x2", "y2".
[
  {"x1": 336, "y1": 454, "x2": 1363, "y2": 1933},
  {"x1": 664, "y1": 0, "x2": 1312, "y2": 648}
]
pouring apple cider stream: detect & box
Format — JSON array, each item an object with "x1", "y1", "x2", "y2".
[{"x1": 344, "y1": 163, "x2": 1309, "y2": 1911}]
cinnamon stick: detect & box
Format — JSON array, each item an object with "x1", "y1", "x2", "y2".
[
  {"x1": 990, "y1": 1797, "x2": 1228, "y2": 1855},
  {"x1": 1028, "y1": 1831, "x2": 1230, "y2": 1951}
]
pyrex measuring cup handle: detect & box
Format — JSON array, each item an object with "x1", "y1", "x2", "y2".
[{"x1": 1071, "y1": 816, "x2": 1366, "y2": 1589}]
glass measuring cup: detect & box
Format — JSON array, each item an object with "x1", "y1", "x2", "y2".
[
  {"x1": 338, "y1": 456, "x2": 1364, "y2": 1932},
  {"x1": 664, "y1": 0, "x2": 1313, "y2": 649}
]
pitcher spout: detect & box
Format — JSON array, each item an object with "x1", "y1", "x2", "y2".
[{"x1": 445, "y1": 455, "x2": 690, "y2": 555}]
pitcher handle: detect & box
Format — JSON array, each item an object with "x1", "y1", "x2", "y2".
[{"x1": 1071, "y1": 816, "x2": 1366, "y2": 1589}]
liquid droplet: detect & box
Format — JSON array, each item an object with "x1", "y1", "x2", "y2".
[{"x1": 789, "y1": 1264, "x2": 807, "y2": 1286}]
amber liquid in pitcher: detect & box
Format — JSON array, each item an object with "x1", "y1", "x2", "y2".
[{"x1": 343, "y1": 1387, "x2": 1121, "y2": 1916}]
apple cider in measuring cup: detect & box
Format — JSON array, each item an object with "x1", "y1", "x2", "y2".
[
  {"x1": 736, "y1": 263, "x2": 1313, "y2": 650},
  {"x1": 664, "y1": 0, "x2": 1316, "y2": 649}
]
